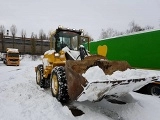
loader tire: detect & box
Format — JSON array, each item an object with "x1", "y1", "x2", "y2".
[
  {"x1": 36, "y1": 64, "x2": 43, "y2": 86},
  {"x1": 50, "y1": 66, "x2": 69, "y2": 103},
  {"x1": 147, "y1": 84, "x2": 160, "y2": 96}
]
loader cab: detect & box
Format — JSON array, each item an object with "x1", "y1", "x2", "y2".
[{"x1": 52, "y1": 26, "x2": 90, "y2": 52}]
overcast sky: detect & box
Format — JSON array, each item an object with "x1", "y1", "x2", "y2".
[{"x1": 0, "y1": 0, "x2": 160, "y2": 40}]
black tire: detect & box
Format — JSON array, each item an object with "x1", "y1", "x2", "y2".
[
  {"x1": 50, "y1": 66, "x2": 69, "y2": 103},
  {"x1": 6, "y1": 61, "x2": 8, "y2": 66},
  {"x1": 147, "y1": 84, "x2": 160, "y2": 96},
  {"x1": 36, "y1": 64, "x2": 43, "y2": 86}
]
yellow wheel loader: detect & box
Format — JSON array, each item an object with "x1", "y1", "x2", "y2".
[{"x1": 35, "y1": 26, "x2": 160, "y2": 103}]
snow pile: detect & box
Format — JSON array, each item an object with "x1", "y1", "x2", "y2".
[
  {"x1": 79, "y1": 66, "x2": 160, "y2": 102},
  {"x1": 82, "y1": 66, "x2": 160, "y2": 82},
  {"x1": 0, "y1": 56, "x2": 160, "y2": 120},
  {"x1": 106, "y1": 69, "x2": 160, "y2": 81},
  {"x1": 82, "y1": 66, "x2": 106, "y2": 82},
  {"x1": 44, "y1": 49, "x2": 56, "y2": 55},
  {"x1": 7, "y1": 48, "x2": 19, "y2": 53}
]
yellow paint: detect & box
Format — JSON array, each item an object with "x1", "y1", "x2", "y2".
[
  {"x1": 97, "y1": 45, "x2": 108, "y2": 57},
  {"x1": 43, "y1": 50, "x2": 66, "y2": 78}
]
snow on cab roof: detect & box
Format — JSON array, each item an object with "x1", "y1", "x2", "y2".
[{"x1": 7, "y1": 48, "x2": 19, "y2": 53}]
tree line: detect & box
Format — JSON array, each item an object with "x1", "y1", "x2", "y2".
[
  {"x1": 0, "y1": 24, "x2": 48, "y2": 40},
  {"x1": 99, "y1": 21, "x2": 155, "y2": 39},
  {"x1": 0, "y1": 21, "x2": 156, "y2": 42}
]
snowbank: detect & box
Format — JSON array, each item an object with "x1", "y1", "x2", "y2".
[
  {"x1": 0, "y1": 55, "x2": 160, "y2": 120},
  {"x1": 83, "y1": 66, "x2": 160, "y2": 82},
  {"x1": 20, "y1": 54, "x2": 42, "y2": 61}
]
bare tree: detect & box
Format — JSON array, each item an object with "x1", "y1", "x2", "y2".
[
  {"x1": 10, "y1": 24, "x2": 17, "y2": 36},
  {"x1": 83, "y1": 31, "x2": 94, "y2": 41},
  {"x1": 48, "y1": 30, "x2": 55, "y2": 49},
  {"x1": 21, "y1": 29, "x2": 26, "y2": 54},
  {"x1": 99, "y1": 29, "x2": 108, "y2": 39},
  {"x1": 10, "y1": 24, "x2": 17, "y2": 48},
  {"x1": 39, "y1": 29, "x2": 46, "y2": 39},
  {"x1": 99, "y1": 28, "x2": 123, "y2": 39},
  {"x1": 99, "y1": 21, "x2": 154, "y2": 40},
  {"x1": 126, "y1": 21, "x2": 144, "y2": 34},
  {"x1": 30, "y1": 32, "x2": 36, "y2": 57},
  {"x1": 31, "y1": 32, "x2": 34, "y2": 38},
  {"x1": 126, "y1": 21, "x2": 154, "y2": 34},
  {"x1": 39, "y1": 29, "x2": 44, "y2": 39},
  {"x1": 39, "y1": 29, "x2": 46, "y2": 54},
  {"x1": 0, "y1": 25, "x2": 5, "y2": 52},
  {"x1": 0, "y1": 25, "x2": 5, "y2": 35},
  {"x1": 21, "y1": 29, "x2": 26, "y2": 38},
  {"x1": 144, "y1": 25, "x2": 154, "y2": 30}
]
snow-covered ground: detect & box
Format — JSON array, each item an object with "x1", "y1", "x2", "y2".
[{"x1": 0, "y1": 55, "x2": 160, "y2": 120}]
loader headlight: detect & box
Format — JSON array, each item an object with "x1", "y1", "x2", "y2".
[
  {"x1": 59, "y1": 51, "x2": 66, "y2": 60},
  {"x1": 55, "y1": 53, "x2": 59, "y2": 57}
]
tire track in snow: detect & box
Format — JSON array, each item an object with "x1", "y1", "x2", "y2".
[{"x1": 70, "y1": 100, "x2": 124, "y2": 120}]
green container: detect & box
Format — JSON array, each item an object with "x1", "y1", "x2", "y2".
[{"x1": 89, "y1": 29, "x2": 160, "y2": 69}]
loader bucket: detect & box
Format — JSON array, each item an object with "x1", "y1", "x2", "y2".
[
  {"x1": 65, "y1": 55, "x2": 132, "y2": 101},
  {"x1": 77, "y1": 76, "x2": 159, "y2": 102}
]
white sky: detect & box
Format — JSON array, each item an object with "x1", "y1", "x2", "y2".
[{"x1": 0, "y1": 0, "x2": 160, "y2": 40}]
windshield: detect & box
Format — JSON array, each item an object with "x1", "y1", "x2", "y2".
[
  {"x1": 8, "y1": 53, "x2": 19, "y2": 57},
  {"x1": 55, "y1": 31, "x2": 80, "y2": 51}
]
